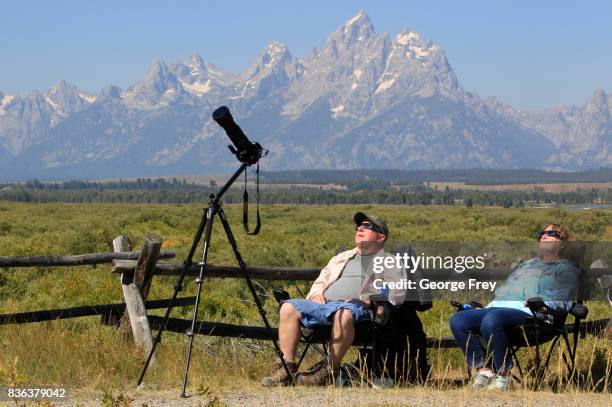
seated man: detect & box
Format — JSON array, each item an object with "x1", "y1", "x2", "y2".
[{"x1": 261, "y1": 211, "x2": 406, "y2": 386}]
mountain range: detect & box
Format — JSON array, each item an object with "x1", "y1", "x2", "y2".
[{"x1": 1, "y1": 11, "x2": 610, "y2": 180}]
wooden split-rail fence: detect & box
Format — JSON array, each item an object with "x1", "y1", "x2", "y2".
[{"x1": 0, "y1": 235, "x2": 610, "y2": 356}]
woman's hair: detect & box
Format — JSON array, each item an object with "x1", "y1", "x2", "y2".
[{"x1": 543, "y1": 223, "x2": 571, "y2": 241}]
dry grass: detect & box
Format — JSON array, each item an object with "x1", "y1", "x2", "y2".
[{"x1": 0, "y1": 315, "x2": 609, "y2": 396}]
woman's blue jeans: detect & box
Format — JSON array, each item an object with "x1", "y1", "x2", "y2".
[{"x1": 449, "y1": 307, "x2": 532, "y2": 373}]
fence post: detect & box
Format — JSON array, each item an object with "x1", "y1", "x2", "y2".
[
  {"x1": 134, "y1": 235, "x2": 162, "y2": 300},
  {"x1": 113, "y1": 235, "x2": 155, "y2": 356}
]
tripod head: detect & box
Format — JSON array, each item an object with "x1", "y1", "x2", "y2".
[{"x1": 213, "y1": 106, "x2": 264, "y2": 165}]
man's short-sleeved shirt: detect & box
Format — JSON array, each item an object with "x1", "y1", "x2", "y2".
[{"x1": 324, "y1": 254, "x2": 369, "y2": 301}]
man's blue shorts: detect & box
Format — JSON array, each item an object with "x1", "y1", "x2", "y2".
[{"x1": 284, "y1": 299, "x2": 371, "y2": 329}]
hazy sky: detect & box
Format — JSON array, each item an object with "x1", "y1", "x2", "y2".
[{"x1": 1, "y1": 0, "x2": 611, "y2": 110}]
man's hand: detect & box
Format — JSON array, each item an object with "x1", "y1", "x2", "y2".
[{"x1": 311, "y1": 294, "x2": 326, "y2": 304}]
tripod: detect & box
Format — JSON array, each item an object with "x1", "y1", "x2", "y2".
[{"x1": 137, "y1": 162, "x2": 294, "y2": 396}]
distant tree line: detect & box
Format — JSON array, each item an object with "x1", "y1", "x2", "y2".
[
  {"x1": 0, "y1": 179, "x2": 609, "y2": 207},
  {"x1": 260, "y1": 167, "x2": 612, "y2": 187}
]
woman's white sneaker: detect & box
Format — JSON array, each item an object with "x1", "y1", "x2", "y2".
[
  {"x1": 471, "y1": 371, "x2": 494, "y2": 390},
  {"x1": 485, "y1": 375, "x2": 510, "y2": 390}
]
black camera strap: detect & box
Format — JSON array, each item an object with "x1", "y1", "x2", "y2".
[{"x1": 243, "y1": 163, "x2": 261, "y2": 235}]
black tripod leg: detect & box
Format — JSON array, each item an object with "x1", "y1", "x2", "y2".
[
  {"x1": 137, "y1": 205, "x2": 210, "y2": 387},
  {"x1": 181, "y1": 203, "x2": 218, "y2": 397},
  {"x1": 217, "y1": 207, "x2": 294, "y2": 384}
]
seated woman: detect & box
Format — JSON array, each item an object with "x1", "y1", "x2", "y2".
[{"x1": 449, "y1": 223, "x2": 579, "y2": 390}]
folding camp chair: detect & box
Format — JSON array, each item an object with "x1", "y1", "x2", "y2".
[
  {"x1": 273, "y1": 288, "x2": 431, "y2": 385},
  {"x1": 507, "y1": 245, "x2": 589, "y2": 387},
  {"x1": 271, "y1": 287, "x2": 374, "y2": 385},
  {"x1": 506, "y1": 297, "x2": 588, "y2": 387}
]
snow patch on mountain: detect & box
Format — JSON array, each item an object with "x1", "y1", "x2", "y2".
[
  {"x1": 180, "y1": 80, "x2": 213, "y2": 95},
  {"x1": 79, "y1": 93, "x2": 97, "y2": 103},
  {"x1": 0, "y1": 94, "x2": 15, "y2": 115},
  {"x1": 375, "y1": 78, "x2": 396, "y2": 93}
]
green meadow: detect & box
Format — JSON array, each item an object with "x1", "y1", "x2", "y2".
[{"x1": 0, "y1": 202, "x2": 610, "y2": 394}]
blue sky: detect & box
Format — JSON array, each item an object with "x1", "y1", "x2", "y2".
[{"x1": 1, "y1": 0, "x2": 611, "y2": 110}]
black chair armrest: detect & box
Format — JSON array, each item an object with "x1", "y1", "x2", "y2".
[
  {"x1": 570, "y1": 303, "x2": 588, "y2": 319},
  {"x1": 526, "y1": 297, "x2": 570, "y2": 326},
  {"x1": 526, "y1": 297, "x2": 547, "y2": 313},
  {"x1": 369, "y1": 294, "x2": 393, "y2": 326},
  {"x1": 449, "y1": 300, "x2": 484, "y2": 312},
  {"x1": 413, "y1": 301, "x2": 433, "y2": 312},
  {"x1": 273, "y1": 288, "x2": 291, "y2": 304}
]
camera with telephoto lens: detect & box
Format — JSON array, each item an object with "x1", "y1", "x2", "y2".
[{"x1": 212, "y1": 106, "x2": 263, "y2": 165}]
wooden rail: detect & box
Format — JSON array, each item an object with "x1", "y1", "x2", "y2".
[
  {"x1": 112, "y1": 260, "x2": 612, "y2": 281},
  {"x1": 0, "y1": 249, "x2": 175, "y2": 268},
  {"x1": 0, "y1": 297, "x2": 196, "y2": 325},
  {"x1": 113, "y1": 260, "x2": 321, "y2": 280},
  {"x1": 145, "y1": 316, "x2": 610, "y2": 349}
]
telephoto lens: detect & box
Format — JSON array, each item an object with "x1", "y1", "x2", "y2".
[
  {"x1": 212, "y1": 106, "x2": 263, "y2": 164},
  {"x1": 212, "y1": 106, "x2": 251, "y2": 152}
]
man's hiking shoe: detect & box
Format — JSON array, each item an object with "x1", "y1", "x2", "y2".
[
  {"x1": 261, "y1": 359, "x2": 297, "y2": 387},
  {"x1": 296, "y1": 361, "x2": 338, "y2": 386},
  {"x1": 485, "y1": 374, "x2": 510, "y2": 390},
  {"x1": 471, "y1": 371, "x2": 494, "y2": 390}
]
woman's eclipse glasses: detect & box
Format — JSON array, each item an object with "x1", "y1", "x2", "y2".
[{"x1": 538, "y1": 229, "x2": 562, "y2": 240}]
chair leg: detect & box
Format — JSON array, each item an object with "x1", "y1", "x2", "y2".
[
  {"x1": 561, "y1": 332, "x2": 575, "y2": 377},
  {"x1": 536, "y1": 335, "x2": 561, "y2": 388},
  {"x1": 297, "y1": 333, "x2": 329, "y2": 371},
  {"x1": 297, "y1": 341, "x2": 312, "y2": 369},
  {"x1": 310, "y1": 342, "x2": 328, "y2": 359},
  {"x1": 510, "y1": 346, "x2": 523, "y2": 384}
]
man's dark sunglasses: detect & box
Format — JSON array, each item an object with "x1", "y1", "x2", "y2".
[
  {"x1": 538, "y1": 230, "x2": 562, "y2": 240},
  {"x1": 354, "y1": 222, "x2": 382, "y2": 233}
]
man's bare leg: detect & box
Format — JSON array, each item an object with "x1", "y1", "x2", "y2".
[
  {"x1": 278, "y1": 302, "x2": 301, "y2": 361},
  {"x1": 261, "y1": 302, "x2": 301, "y2": 386},
  {"x1": 329, "y1": 308, "x2": 355, "y2": 369}
]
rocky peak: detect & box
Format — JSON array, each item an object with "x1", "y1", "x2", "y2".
[
  {"x1": 239, "y1": 42, "x2": 302, "y2": 98},
  {"x1": 303, "y1": 11, "x2": 388, "y2": 77},
  {"x1": 40, "y1": 80, "x2": 89, "y2": 125},
  {"x1": 392, "y1": 28, "x2": 435, "y2": 57},
  {"x1": 317, "y1": 11, "x2": 380, "y2": 60},
  {"x1": 98, "y1": 85, "x2": 122, "y2": 99},
  {"x1": 335, "y1": 11, "x2": 375, "y2": 45},
  {"x1": 370, "y1": 26, "x2": 459, "y2": 100},
  {"x1": 186, "y1": 53, "x2": 206, "y2": 73},
  {"x1": 243, "y1": 42, "x2": 295, "y2": 79},
  {"x1": 143, "y1": 60, "x2": 178, "y2": 91},
  {"x1": 171, "y1": 53, "x2": 238, "y2": 96},
  {"x1": 123, "y1": 59, "x2": 187, "y2": 108},
  {"x1": 584, "y1": 88, "x2": 609, "y2": 114}
]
